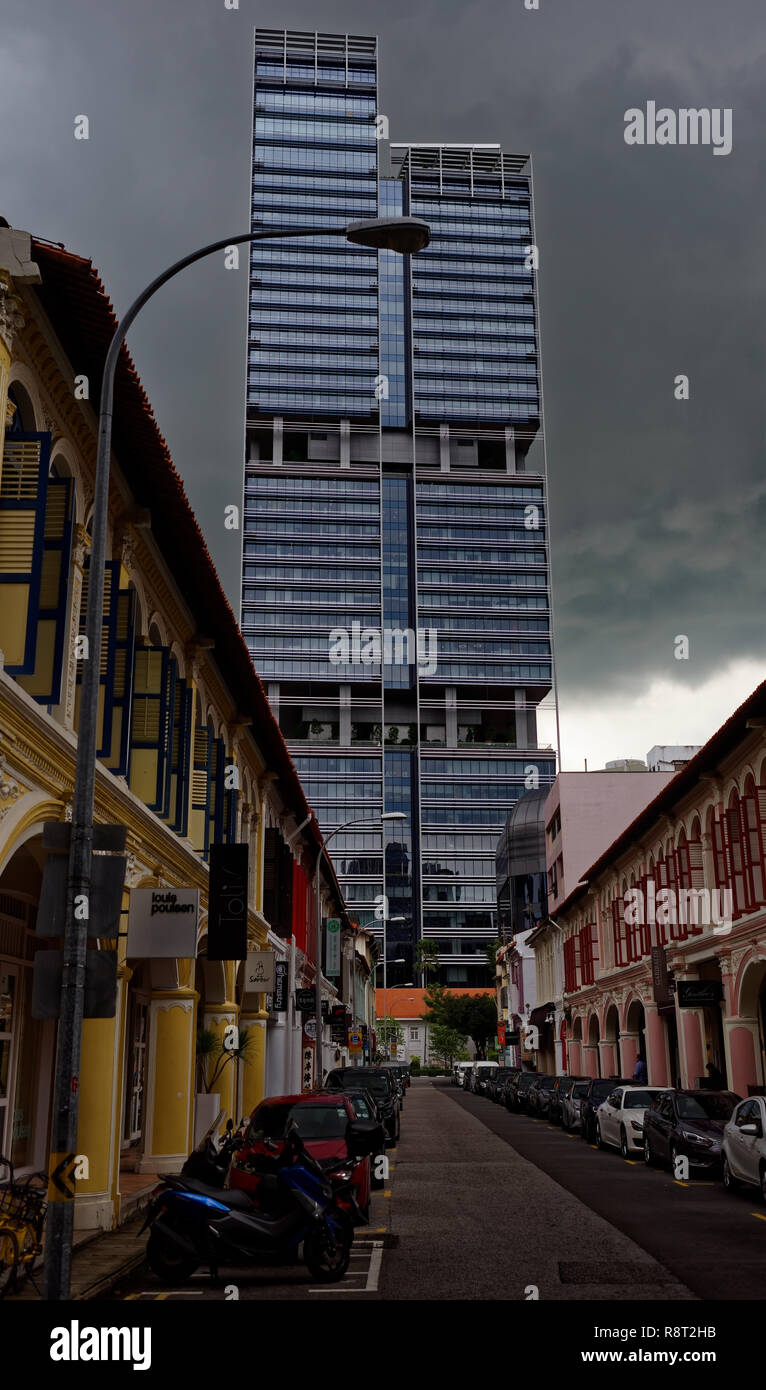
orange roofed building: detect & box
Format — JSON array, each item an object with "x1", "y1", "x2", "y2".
[{"x1": 376, "y1": 987, "x2": 495, "y2": 1066}]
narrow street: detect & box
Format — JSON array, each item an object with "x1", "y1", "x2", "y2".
[{"x1": 114, "y1": 1075, "x2": 766, "y2": 1303}]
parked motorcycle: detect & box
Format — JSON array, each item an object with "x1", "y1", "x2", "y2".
[
  {"x1": 182, "y1": 1113, "x2": 248, "y2": 1188},
  {"x1": 141, "y1": 1120, "x2": 378, "y2": 1285}
]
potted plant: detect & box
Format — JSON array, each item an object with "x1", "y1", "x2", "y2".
[{"x1": 195, "y1": 1026, "x2": 253, "y2": 1145}]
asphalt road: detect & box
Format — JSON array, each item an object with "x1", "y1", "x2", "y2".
[
  {"x1": 443, "y1": 1080, "x2": 766, "y2": 1301},
  {"x1": 114, "y1": 1077, "x2": 766, "y2": 1302}
]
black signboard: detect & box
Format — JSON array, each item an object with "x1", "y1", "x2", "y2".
[
  {"x1": 651, "y1": 946, "x2": 673, "y2": 1008},
  {"x1": 677, "y1": 980, "x2": 723, "y2": 1008},
  {"x1": 273, "y1": 961, "x2": 288, "y2": 1013},
  {"x1": 507, "y1": 1030, "x2": 520, "y2": 1045},
  {"x1": 296, "y1": 988, "x2": 315, "y2": 1013},
  {"x1": 207, "y1": 843, "x2": 249, "y2": 961}
]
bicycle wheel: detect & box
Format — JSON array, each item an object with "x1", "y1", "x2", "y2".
[
  {"x1": 0, "y1": 1226, "x2": 20, "y2": 1297},
  {"x1": 12, "y1": 1221, "x2": 39, "y2": 1291}
]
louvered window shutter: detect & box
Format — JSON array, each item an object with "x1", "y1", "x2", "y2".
[
  {"x1": 76, "y1": 560, "x2": 136, "y2": 770},
  {"x1": 1, "y1": 433, "x2": 75, "y2": 703},
  {"x1": 129, "y1": 646, "x2": 171, "y2": 812},
  {"x1": 167, "y1": 679, "x2": 192, "y2": 835},
  {"x1": 725, "y1": 804, "x2": 745, "y2": 917},
  {"x1": 190, "y1": 724, "x2": 211, "y2": 855},
  {"x1": 742, "y1": 792, "x2": 766, "y2": 908}
]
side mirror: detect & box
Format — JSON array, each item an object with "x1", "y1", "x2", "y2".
[
  {"x1": 740, "y1": 1122, "x2": 761, "y2": 1137},
  {"x1": 346, "y1": 1119, "x2": 383, "y2": 1158}
]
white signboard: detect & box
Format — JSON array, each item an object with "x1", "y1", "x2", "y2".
[
  {"x1": 127, "y1": 888, "x2": 199, "y2": 959},
  {"x1": 326, "y1": 917, "x2": 341, "y2": 977},
  {"x1": 244, "y1": 950, "x2": 275, "y2": 996}
]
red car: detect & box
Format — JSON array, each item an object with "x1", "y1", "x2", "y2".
[{"x1": 228, "y1": 1092, "x2": 372, "y2": 1222}]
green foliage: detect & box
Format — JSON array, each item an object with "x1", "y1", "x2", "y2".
[
  {"x1": 196, "y1": 1026, "x2": 254, "y2": 1094},
  {"x1": 485, "y1": 938, "x2": 503, "y2": 978},
  {"x1": 415, "y1": 938, "x2": 441, "y2": 980},
  {"x1": 423, "y1": 990, "x2": 498, "y2": 1061},
  {"x1": 429, "y1": 1023, "x2": 469, "y2": 1067},
  {"x1": 409, "y1": 1056, "x2": 421, "y2": 1074}
]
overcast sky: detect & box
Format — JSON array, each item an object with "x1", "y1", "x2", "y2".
[{"x1": 2, "y1": 0, "x2": 765, "y2": 769}]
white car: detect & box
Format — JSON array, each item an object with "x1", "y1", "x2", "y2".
[
  {"x1": 596, "y1": 1085, "x2": 673, "y2": 1158},
  {"x1": 722, "y1": 1096, "x2": 766, "y2": 1201}
]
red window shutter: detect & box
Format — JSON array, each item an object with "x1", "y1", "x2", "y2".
[
  {"x1": 612, "y1": 894, "x2": 625, "y2": 967},
  {"x1": 712, "y1": 812, "x2": 729, "y2": 890},
  {"x1": 725, "y1": 804, "x2": 746, "y2": 917},
  {"x1": 742, "y1": 792, "x2": 766, "y2": 908},
  {"x1": 676, "y1": 839, "x2": 692, "y2": 891}
]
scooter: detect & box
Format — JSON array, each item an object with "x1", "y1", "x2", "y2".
[
  {"x1": 141, "y1": 1120, "x2": 377, "y2": 1285},
  {"x1": 181, "y1": 1112, "x2": 248, "y2": 1188}
]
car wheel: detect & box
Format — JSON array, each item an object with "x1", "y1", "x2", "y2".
[
  {"x1": 722, "y1": 1156, "x2": 738, "y2": 1193},
  {"x1": 620, "y1": 1127, "x2": 629, "y2": 1160},
  {"x1": 760, "y1": 1165, "x2": 766, "y2": 1205},
  {"x1": 643, "y1": 1136, "x2": 654, "y2": 1166},
  {"x1": 670, "y1": 1143, "x2": 681, "y2": 1176},
  {"x1": 595, "y1": 1121, "x2": 604, "y2": 1150}
]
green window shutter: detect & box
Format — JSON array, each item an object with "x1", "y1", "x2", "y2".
[
  {"x1": 191, "y1": 724, "x2": 211, "y2": 856},
  {"x1": 0, "y1": 432, "x2": 75, "y2": 704},
  {"x1": 167, "y1": 677, "x2": 192, "y2": 835},
  {"x1": 207, "y1": 737, "x2": 225, "y2": 854},
  {"x1": 129, "y1": 645, "x2": 170, "y2": 812}
]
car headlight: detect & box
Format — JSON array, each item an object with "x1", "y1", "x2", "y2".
[
  {"x1": 681, "y1": 1130, "x2": 713, "y2": 1147},
  {"x1": 630, "y1": 1120, "x2": 644, "y2": 1132}
]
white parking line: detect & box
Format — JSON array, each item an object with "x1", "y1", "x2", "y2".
[{"x1": 309, "y1": 1240, "x2": 384, "y2": 1295}]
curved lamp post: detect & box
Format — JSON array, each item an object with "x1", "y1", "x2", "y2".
[
  {"x1": 313, "y1": 810, "x2": 405, "y2": 1084},
  {"x1": 44, "y1": 216, "x2": 429, "y2": 1300}
]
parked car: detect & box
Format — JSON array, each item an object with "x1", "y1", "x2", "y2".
[
  {"x1": 580, "y1": 1078, "x2": 632, "y2": 1143},
  {"x1": 487, "y1": 1068, "x2": 510, "y2": 1102},
  {"x1": 527, "y1": 1074, "x2": 557, "y2": 1117},
  {"x1": 452, "y1": 1062, "x2": 473, "y2": 1087},
  {"x1": 324, "y1": 1067, "x2": 401, "y2": 1144},
  {"x1": 324, "y1": 1087, "x2": 388, "y2": 1188},
  {"x1": 560, "y1": 1078, "x2": 591, "y2": 1132},
  {"x1": 723, "y1": 1096, "x2": 766, "y2": 1201},
  {"x1": 472, "y1": 1062, "x2": 499, "y2": 1095},
  {"x1": 494, "y1": 1067, "x2": 521, "y2": 1105},
  {"x1": 550, "y1": 1075, "x2": 587, "y2": 1126},
  {"x1": 506, "y1": 1070, "x2": 540, "y2": 1113},
  {"x1": 461, "y1": 1066, "x2": 475, "y2": 1091},
  {"x1": 643, "y1": 1089, "x2": 741, "y2": 1173},
  {"x1": 228, "y1": 1092, "x2": 374, "y2": 1221},
  {"x1": 596, "y1": 1085, "x2": 672, "y2": 1157}
]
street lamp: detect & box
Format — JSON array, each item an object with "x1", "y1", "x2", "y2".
[
  {"x1": 313, "y1": 810, "x2": 405, "y2": 1085},
  {"x1": 43, "y1": 216, "x2": 429, "y2": 1301}
]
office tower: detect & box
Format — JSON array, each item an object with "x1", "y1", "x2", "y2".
[{"x1": 242, "y1": 28, "x2": 557, "y2": 985}]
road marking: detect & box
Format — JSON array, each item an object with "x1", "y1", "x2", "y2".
[
  {"x1": 624, "y1": 1160, "x2": 639, "y2": 1166},
  {"x1": 382, "y1": 1189, "x2": 392, "y2": 1198},
  {"x1": 751, "y1": 1212, "x2": 766, "y2": 1223},
  {"x1": 366, "y1": 1240, "x2": 383, "y2": 1291}
]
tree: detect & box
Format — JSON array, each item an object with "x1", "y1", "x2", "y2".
[
  {"x1": 415, "y1": 938, "x2": 441, "y2": 980},
  {"x1": 376, "y1": 1015, "x2": 404, "y2": 1059},
  {"x1": 429, "y1": 1024, "x2": 469, "y2": 1068},
  {"x1": 485, "y1": 938, "x2": 503, "y2": 978},
  {"x1": 422, "y1": 981, "x2": 448, "y2": 1024},
  {"x1": 440, "y1": 993, "x2": 498, "y2": 1060}
]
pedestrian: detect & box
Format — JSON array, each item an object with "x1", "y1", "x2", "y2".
[
  {"x1": 706, "y1": 1061, "x2": 725, "y2": 1089},
  {"x1": 632, "y1": 1056, "x2": 648, "y2": 1085}
]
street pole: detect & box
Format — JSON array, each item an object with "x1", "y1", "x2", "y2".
[{"x1": 42, "y1": 216, "x2": 427, "y2": 1301}]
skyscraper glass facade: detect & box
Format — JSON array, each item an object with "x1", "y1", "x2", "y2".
[{"x1": 242, "y1": 28, "x2": 556, "y2": 985}]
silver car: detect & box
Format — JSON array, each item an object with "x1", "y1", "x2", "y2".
[
  {"x1": 722, "y1": 1096, "x2": 766, "y2": 1201},
  {"x1": 560, "y1": 1078, "x2": 590, "y2": 1132}
]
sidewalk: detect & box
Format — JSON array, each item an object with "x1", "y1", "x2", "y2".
[{"x1": 7, "y1": 1211, "x2": 147, "y2": 1302}]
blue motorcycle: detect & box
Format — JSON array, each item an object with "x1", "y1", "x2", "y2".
[{"x1": 141, "y1": 1119, "x2": 378, "y2": 1285}]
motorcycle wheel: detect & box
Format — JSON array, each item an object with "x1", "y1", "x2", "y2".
[
  {"x1": 304, "y1": 1218, "x2": 353, "y2": 1283},
  {"x1": 147, "y1": 1228, "x2": 199, "y2": 1284}
]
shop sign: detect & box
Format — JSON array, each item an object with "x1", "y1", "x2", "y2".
[
  {"x1": 677, "y1": 980, "x2": 723, "y2": 1008},
  {"x1": 296, "y1": 988, "x2": 315, "y2": 1012},
  {"x1": 127, "y1": 887, "x2": 199, "y2": 958},
  {"x1": 273, "y1": 961, "x2": 288, "y2": 1013},
  {"x1": 651, "y1": 946, "x2": 673, "y2": 1008},
  {"x1": 302, "y1": 1046, "x2": 314, "y2": 1091},
  {"x1": 244, "y1": 950, "x2": 275, "y2": 997},
  {"x1": 348, "y1": 1030, "x2": 363, "y2": 1054}
]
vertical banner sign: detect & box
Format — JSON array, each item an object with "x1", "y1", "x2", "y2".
[
  {"x1": 273, "y1": 960, "x2": 288, "y2": 1013},
  {"x1": 208, "y1": 843, "x2": 249, "y2": 961},
  {"x1": 326, "y1": 917, "x2": 341, "y2": 977},
  {"x1": 497, "y1": 1021, "x2": 506, "y2": 1047},
  {"x1": 302, "y1": 1045, "x2": 314, "y2": 1092}
]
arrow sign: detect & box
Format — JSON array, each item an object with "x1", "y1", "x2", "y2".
[{"x1": 48, "y1": 1152, "x2": 77, "y2": 1202}]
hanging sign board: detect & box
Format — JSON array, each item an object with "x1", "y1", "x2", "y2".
[
  {"x1": 244, "y1": 950, "x2": 275, "y2": 996},
  {"x1": 127, "y1": 888, "x2": 199, "y2": 959},
  {"x1": 326, "y1": 918, "x2": 341, "y2": 977}
]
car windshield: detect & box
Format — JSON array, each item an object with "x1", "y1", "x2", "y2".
[
  {"x1": 248, "y1": 1102, "x2": 349, "y2": 1142},
  {"x1": 678, "y1": 1093, "x2": 736, "y2": 1122},
  {"x1": 624, "y1": 1090, "x2": 656, "y2": 1109},
  {"x1": 592, "y1": 1082, "x2": 614, "y2": 1099},
  {"x1": 349, "y1": 1096, "x2": 371, "y2": 1119},
  {"x1": 573, "y1": 1084, "x2": 589, "y2": 1098},
  {"x1": 519, "y1": 1074, "x2": 538, "y2": 1088},
  {"x1": 337, "y1": 1072, "x2": 390, "y2": 1099}
]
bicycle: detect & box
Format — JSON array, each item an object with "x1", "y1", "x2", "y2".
[{"x1": 0, "y1": 1155, "x2": 48, "y2": 1297}]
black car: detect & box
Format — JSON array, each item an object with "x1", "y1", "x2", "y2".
[
  {"x1": 643, "y1": 1089, "x2": 741, "y2": 1173},
  {"x1": 324, "y1": 1067, "x2": 400, "y2": 1144},
  {"x1": 506, "y1": 1070, "x2": 540, "y2": 1113},
  {"x1": 487, "y1": 1068, "x2": 511, "y2": 1102},
  {"x1": 580, "y1": 1077, "x2": 631, "y2": 1143},
  {"x1": 382, "y1": 1064, "x2": 410, "y2": 1099},
  {"x1": 550, "y1": 1075, "x2": 587, "y2": 1126},
  {"x1": 495, "y1": 1067, "x2": 521, "y2": 1105}
]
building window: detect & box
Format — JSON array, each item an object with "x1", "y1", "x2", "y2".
[{"x1": 410, "y1": 1028, "x2": 419, "y2": 1041}]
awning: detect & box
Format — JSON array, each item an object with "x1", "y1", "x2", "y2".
[{"x1": 529, "y1": 1002, "x2": 555, "y2": 1028}]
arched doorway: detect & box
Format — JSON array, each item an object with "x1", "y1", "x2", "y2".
[
  {"x1": 624, "y1": 997, "x2": 646, "y2": 1079},
  {"x1": 604, "y1": 1003, "x2": 620, "y2": 1077},
  {"x1": 586, "y1": 1013, "x2": 601, "y2": 1078},
  {"x1": 732, "y1": 957, "x2": 766, "y2": 1096}
]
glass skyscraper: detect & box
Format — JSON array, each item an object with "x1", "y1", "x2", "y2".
[{"x1": 242, "y1": 28, "x2": 557, "y2": 985}]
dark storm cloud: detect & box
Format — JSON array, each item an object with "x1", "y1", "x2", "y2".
[{"x1": 1, "y1": 0, "x2": 764, "y2": 702}]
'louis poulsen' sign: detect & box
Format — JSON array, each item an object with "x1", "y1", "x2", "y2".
[{"x1": 127, "y1": 887, "x2": 199, "y2": 958}]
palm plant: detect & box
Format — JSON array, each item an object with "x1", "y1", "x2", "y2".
[{"x1": 196, "y1": 1026, "x2": 254, "y2": 1093}]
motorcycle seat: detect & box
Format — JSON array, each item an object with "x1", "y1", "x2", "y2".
[{"x1": 172, "y1": 1177, "x2": 255, "y2": 1210}]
